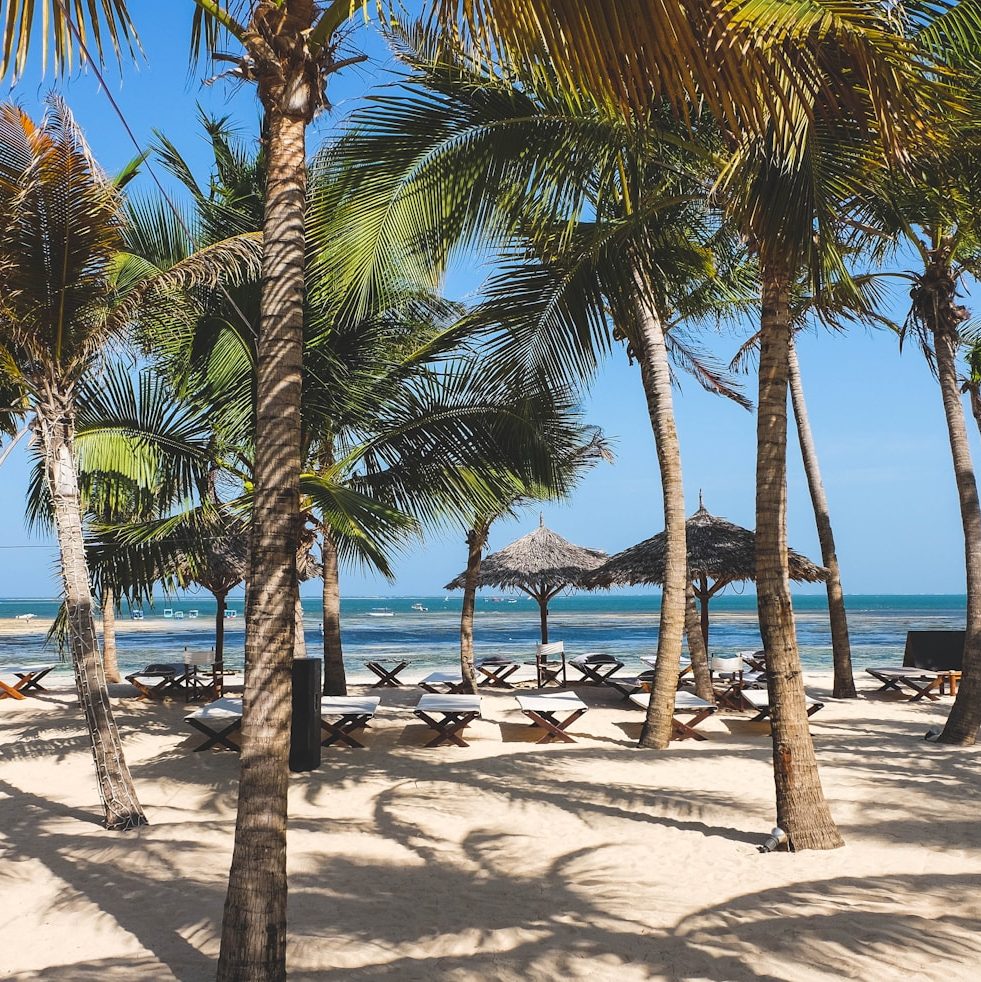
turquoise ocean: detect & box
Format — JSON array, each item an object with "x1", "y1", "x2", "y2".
[{"x1": 0, "y1": 594, "x2": 968, "y2": 680}]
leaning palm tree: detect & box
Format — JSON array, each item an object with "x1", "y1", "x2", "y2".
[
  {"x1": 0, "y1": 100, "x2": 149, "y2": 831},
  {"x1": 0, "y1": 98, "x2": 260, "y2": 829}
]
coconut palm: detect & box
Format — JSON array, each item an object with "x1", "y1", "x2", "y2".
[
  {"x1": 321, "y1": 32, "x2": 753, "y2": 751},
  {"x1": 0, "y1": 0, "x2": 963, "y2": 965},
  {"x1": 0, "y1": 97, "x2": 257, "y2": 829}
]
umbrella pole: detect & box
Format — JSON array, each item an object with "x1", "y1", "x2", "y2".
[
  {"x1": 539, "y1": 589, "x2": 549, "y2": 644},
  {"x1": 698, "y1": 573, "x2": 710, "y2": 651}
]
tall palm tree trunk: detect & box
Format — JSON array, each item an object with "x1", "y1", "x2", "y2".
[
  {"x1": 757, "y1": 256, "x2": 842, "y2": 850},
  {"x1": 294, "y1": 594, "x2": 307, "y2": 659},
  {"x1": 787, "y1": 338, "x2": 856, "y2": 698},
  {"x1": 213, "y1": 590, "x2": 226, "y2": 698},
  {"x1": 101, "y1": 584, "x2": 121, "y2": 684},
  {"x1": 632, "y1": 288, "x2": 688, "y2": 750},
  {"x1": 321, "y1": 530, "x2": 346, "y2": 695},
  {"x1": 685, "y1": 577, "x2": 714, "y2": 702},
  {"x1": 37, "y1": 396, "x2": 146, "y2": 831},
  {"x1": 459, "y1": 521, "x2": 488, "y2": 694},
  {"x1": 217, "y1": 104, "x2": 306, "y2": 982},
  {"x1": 919, "y1": 257, "x2": 981, "y2": 745}
]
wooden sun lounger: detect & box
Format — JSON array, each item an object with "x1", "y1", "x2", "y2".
[
  {"x1": 865, "y1": 666, "x2": 944, "y2": 701},
  {"x1": 364, "y1": 658, "x2": 412, "y2": 687},
  {"x1": 0, "y1": 663, "x2": 57, "y2": 699},
  {"x1": 419, "y1": 671, "x2": 470, "y2": 694},
  {"x1": 319, "y1": 696, "x2": 381, "y2": 748},
  {"x1": 741, "y1": 689, "x2": 825, "y2": 721},
  {"x1": 185, "y1": 697, "x2": 243, "y2": 751},
  {"x1": 126, "y1": 662, "x2": 188, "y2": 700},
  {"x1": 629, "y1": 691, "x2": 718, "y2": 741},
  {"x1": 514, "y1": 692, "x2": 588, "y2": 743},
  {"x1": 413, "y1": 694, "x2": 481, "y2": 747}
]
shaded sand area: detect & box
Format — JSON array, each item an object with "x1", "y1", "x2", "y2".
[{"x1": 1, "y1": 675, "x2": 980, "y2": 981}]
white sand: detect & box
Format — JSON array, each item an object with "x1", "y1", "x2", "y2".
[{"x1": 1, "y1": 672, "x2": 980, "y2": 981}]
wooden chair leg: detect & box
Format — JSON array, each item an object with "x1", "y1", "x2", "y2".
[{"x1": 0, "y1": 679, "x2": 26, "y2": 700}]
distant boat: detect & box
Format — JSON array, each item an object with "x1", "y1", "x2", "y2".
[
  {"x1": 174, "y1": 611, "x2": 185, "y2": 620},
  {"x1": 367, "y1": 607, "x2": 394, "y2": 617},
  {"x1": 411, "y1": 603, "x2": 428, "y2": 612},
  {"x1": 14, "y1": 613, "x2": 36, "y2": 621},
  {"x1": 224, "y1": 609, "x2": 238, "y2": 619},
  {"x1": 163, "y1": 608, "x2": 174, "y2": 619},
  {"x1": 131, "y1": 609, "x2": 144, "y2": 621},
  {"x1": 188, "y1": 610, "x2": 199, "y2": 619}
]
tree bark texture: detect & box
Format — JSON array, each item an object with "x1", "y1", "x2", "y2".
[
  {"x1": 217, "y1": 106, "x2": 307, "y2": 982},
  {"x1": 685, "y1": 577, "x2": 714, "y2": 702},
  {"x1": 37, "y1": 396, "x2": 146, "y2": 830},
  {"x1": 631, "y1": 289, "x2": 688, "y2": 750},
  {"x1": 918, "y1": 256, "x2": 981, "y2": 745},
  {"x1": 101, "y1": 583, "x2": 121, "y2": 684},
  {"x1": 321, "y1": 530, "x2": 346, "y2": 695},
  {"x1": 757, "y1": 257, "x2": 843, "y2": 850},
  {"x1": 459, "y1": 522, "x2": 488, "y2": 695},
  {"x1": 787, "y1": 338, "x2": 856, "y2": 699}
]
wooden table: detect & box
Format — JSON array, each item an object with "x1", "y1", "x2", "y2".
[
  {"x1": 515, "y1": 693, "x2": 588, "y2": 744},
  {"x1": 629, "y1": 691, "x2": 718, "y2": 741},
  {"x1": 319, "y1": 696, "x2": 380, "y2": 748},
  {"x1": 414, "y1": 694, "x2": 481, "y2": 747},
  {"x1": 475, "y1": 659, "x2": 521, "y2": 688},
  {"x1": 0, "y1": 664, "x2": 56, "y2": 699},
  {"x1": 865, "y1": 666, "x2": 944, "y2": 701},
  {"x1": 364, "y1": 658, "x2": 411, "y2": 688},
  {"x1": 125, "y1": 663, "x2": 189, "y2": 700}
]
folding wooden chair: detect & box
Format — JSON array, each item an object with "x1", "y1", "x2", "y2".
[
  {"x1": 413, "y1": 694, "x2": 481, "y2": 747},
  {"x1": 319, "y1": 696, "x2": 381, "y2": 748},
  {"x1": 185, "y1": 698, "x2": 243, "y2": 751}
]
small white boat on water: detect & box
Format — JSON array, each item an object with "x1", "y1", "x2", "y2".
[
  {"x1": 15, "y1": 613, "x2": 36, "y2": 621},
  {"x1": 131, "y1": 609, "x2": 144, "y2": 621},
  {"x1": 174, "y1": 611, "x2": 185, "y2": 620},
  {"x1": 188, "y1": 610, "x2": 199, "y2": 619},
  {"x1": 367, "y1": 608, "x2": 394, "y2": 617},
  {"x1": 410, "y1": 603, "x2": 428, "y2": 612},
  {"x1": 224, "y1": 609, "x2": 238, "y2": 619},
  {"x1": 163, "y1": 608, "x2": 174, "y2": 619}
]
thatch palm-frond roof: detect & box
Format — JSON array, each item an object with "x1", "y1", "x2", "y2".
[
  {"x1": 445, "y1": 522, "x2": 606, "y2": 591},
  {"x1": 586, "y1": 503, "x2": 826, "y2": 588}
]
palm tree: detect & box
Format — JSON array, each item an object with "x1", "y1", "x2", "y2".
[
  {"x1": 787, "y1": 336, "x2": 856, "y2": 699},
  {"x1": 1, "y1": 0, "x2": 958, "y2": 966},
  {"x1": 453, "y1": 423, "x2": 613, "y2": 693},
  {"x1": 0, "y1": 99, "x2": 149, "y2": 830},
  {"x1": 323, "y1": 35, "x2": 752, "y2": 751}
]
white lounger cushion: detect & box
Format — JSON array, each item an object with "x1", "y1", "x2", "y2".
[
  {"x1": 515, "y1": 692, "x2": 587, "y2": 713},
  {"x1": 320, "y1": 696, "x2": 380, "y2": 716},
  {"x1": 185, "y1": 697, "x2": 243, "y2": 722},
  {"x1": 629, "y1": 692, "x2": 715, "y2": 712},
  {"x1": 420, "y1": 671, "x2": 463, "y2": 685},
  {"x1": 3, "y1": 663, "x2": 56, "y2": 674},
  {"x1": 416, "y1": 694, "x2": 481, "y2": 715},
  {"x1": 742, "y1": 690, "x2": 823, "y2": 710}
]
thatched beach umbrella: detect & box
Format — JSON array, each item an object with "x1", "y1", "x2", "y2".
[
  {"x1": 445, "y1": 518, "x2": 606, "y2": 643},
  {"x1": 585, "y1": 497, "x2": 826, "y2": 649}
]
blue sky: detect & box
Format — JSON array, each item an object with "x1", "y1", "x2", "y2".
[{"x1": 0, "y1": 6, "x2": 975, "y2": 598}]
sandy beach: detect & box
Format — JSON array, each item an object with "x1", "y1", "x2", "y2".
[{"x1": 1, "y1": 672, "x2": 979, "y2": 981}]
